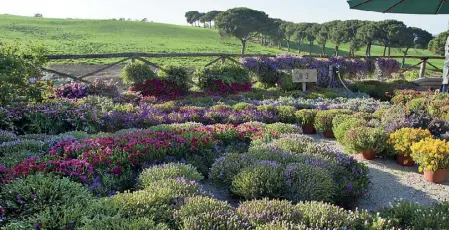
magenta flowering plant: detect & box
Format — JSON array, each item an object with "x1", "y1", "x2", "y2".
[
  {"x1": 55, "y1": 82, "x2": 89, "y2": 99},
  {"x1": 375, "y1": 58, "x2": 401, "y2": 80}
]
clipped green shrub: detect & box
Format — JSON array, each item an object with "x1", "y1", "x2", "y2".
[
  {"x1": 255, "y1": 221, "x2": 305, "y2": 230},
  {"x1": 195, "y1": 64, "x2": 250, "y2": 91},
  {"x1": 121, "y1": 62, "x2": 156, "y2": 84},
  {"x1": 232, "y1": 102, "x2": 256, "y2": 111},
  {"x1": 407, "y1": 98, "x2": 426, "y2": 114},
  {"x1": 344, "y1": 127, "x2": 389, "y2": 154},
  {"x1": 237, "y1": 198, "x2": 302, "y2": 226},
  {"x1": 231, "y1": 163, "x2": 284, "y2": 199},
  {"x1": 157, "y1": 65, "x2": 191, "y2": 90},
  {"x1": 175, "y1": 196, "x2": 250, "y2": 230},
  {"x1": 256, "y1": 105, "x2": 278, "y2": 113},
  {"x1": 110, "y1": 178, "x2": 203, "y2": 223},
  {"x1": 314, "y1": 110, "x2": 352, "y2": 132},
  {"x1": 283, "y1": 163, "x2": 335, "y2": 202},
  {"x1": 247, "y1": 143, "x2": 297, "y2": 164},
  {"x1": 295, "y1": 201, "x2": 369, "y2": 229},
  {"x1": 265, "y1": 123, "x2": 300, "y2": 135},
  {"x1": 333, "y1": 118, "x2": 366, "y2": 144},
  {"x1": 277, "y1": 106, "x2": 296, "y2": 123},
  {"x1": 270, "y1": 134, "x2": 314, "y2": 154},
  {"x1": 210, "y1": 104, "x2": 233, "y2": 111},
  {"x1": 0, "y1": 130, "x2": 16, "y2": 144},
  {"x1": 0, "y1": 174, "x2": 94, "y2": 227},
  {"x1": 209, "y1": 153, "x2": 255, "y2": 187},
  {"x1": 139, "y1": 163, "x2": 204, "y2": 188},
  {"x1": 80, "y1": 217, "x2": 170, "y2": 230},
  {"x1": 295, "y1": 109, "x2": 317, "y2": 125}
]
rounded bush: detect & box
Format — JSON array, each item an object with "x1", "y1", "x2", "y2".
[
  {"x1": 121, "y1": 62, "x2": 156, "y2": 84},
  {"x1": 0, "y1": 139, "x2": 45, "y2": 157},
  {"x1": 247, "y1": 143, "x2": 297, "y2": 164},
  {"x1": 176, "y1": 196, "x2": 251, "y2": 230},
  {"x1": 0, "y1": 174, "x2": 94, "y2": 226},
  {"x1": 277, "y1": 106, "x2": 296, "y2": 123},
  {"x1": 209, "y1": 153, "x2": 255, "y2": 187},
  {"x1": 195, "y1": 64, "x2": 250, "y2": 92},
  {"x1": 157, "y1": 65, "x2": 190, "y2": 90},
  {"x1": 0, "y1": 130, "x2": 16, "y2": 144},
  {"x1": 295, "y1": 201, "x2": 368, "y2": 229},
  {"x1": 231, "y1": 163, "x2": 284, "y2": 199},
  {"x1": 265, "y1": 123, "x2": 301, "y2": 135},
  {"x1": 270, "y1": 134, "x2": 314, "y2": 154},
  {"x1": 232, "y1": 102, "x2": 256, "y2": 111},
  {"x1": 427, "y1": 118, "x2": 449, "y2": 136},
  {"x1": 344, "y1": 127, "x2": 389, "y2": 154},
  {"x1": 110, "y1": 178, "x2": 204, "y2": 222},
  {"x1": 256, "y1": 221, "x2": 305, "y2": 230},
  {"x1": 314, "y1": 110, "x2": 352, "y2": 132},
  {"x1": 256, "y1": 105, "x2": 278, "y2": 113},
  {"x1": 80, "y1": 217, "x2": 170, "y2": 230},
  {"x1": 333, "y1": 118, "x2": 366, "y2": 144},
  {"x1": 283, "y1": 163, "x2": 335, "y2": 202},
  {"x1": 237, "y1": 198, "x2": 301, "y2": 226},
  {"x1": 139, "y1": 163, "x2": 203, "y2": 188},
  {"x1": 295, "y1": 109, "x2": 317, "y2": 126}
]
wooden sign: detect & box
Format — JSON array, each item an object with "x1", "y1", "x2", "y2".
[{"x1": 292, "y1": 69, "x2": 318, "y2": 83}]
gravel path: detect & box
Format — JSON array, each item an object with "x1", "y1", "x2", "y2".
[{"x1": 310, "y1": 135, "x2": 449, "y2": 211}]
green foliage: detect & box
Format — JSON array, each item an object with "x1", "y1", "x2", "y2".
[
  {"x1": 80, "y1": 217, "x2": 170, "y2": 230},
  {"x1": 0, "y1": 174, "x2": 94, "y2": 227},
  {"x1": 139, "y1": 163, "x2": 204, "y2": 188},
  {"x1": 0, "y1": 130, "x2": 17, "y2": 144},
  {"x1": 0, "y1": 43, "x2": 52, "y2": 106},
  {"x1": 333, "y1": 118, "x2": 366, "y2": 144},
  {"x1": 0, "y1": 139, "x2": 46, "y2": 167},
  {"x1": 283, "y1": 163, "x2": 335, "y2": 202},
  {"x1": 231, "y1": 163, "x2": 284, "y2": 199},
  {"x1": 295, "y1": 201, "x2": 370, "y2": 229},
  {"x1": 256, "y1": 105, "x2": 278, "y2": 113},
  {"x1": 408, "y1": 98, "x2": 426, "y2": 113},
  {"x1": 295, "y1": 109, "x2": 317, "y2": 125},
  {"x1": 314, "y1": 110, "x2": 352, "y2": 132},
  {"x1": 157, "y1": 65, "x2": 191, "y2": 89},
  {"x1": 232, "y1": 102, "x2": 256, "y2": 111},
  {"x1": 344, "y1": 127, "x2": 389, "y2": 153},
  {"x1": 121, "y1": 62, "x2": 155, "y2": 84},
  {"x1": 175, "y1": 196, "x2": 250, "y2": 230},
  {"x1": 428, "y1": 31, "x2": 449, "y2": 56},
  {"x1": 195, "y1": 63, "x2": 250, "y2": 90},
  {"x1": 270, "y1": 134, "x2": 314, "y2": 154},
  {"x1": 265, "y1": 123, "x2": 300, "y2": 135},
  {"x1": 403, "y1": 70, "x2": 420, "y2": 81},
  {"x1": 110, "y1": 178, "x2": 203, "y2": 223},
  {"x1": 237, "y1": 198, "x2": 302, "y2": 226},
  {"x1": 277, "y1": 106, "x2": 296, "y2": 123},
  {"x1": 247, "y1": 143, "x2": 297, "y2": 164}
]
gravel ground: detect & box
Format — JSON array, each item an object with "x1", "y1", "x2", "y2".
[{"x1": 310, "y1": 134, "x2": 449, "y2": 211}]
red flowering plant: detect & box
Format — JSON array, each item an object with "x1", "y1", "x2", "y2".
[
  {"x1": 195, "y1": 64, "x2": 252, "y2": 95},
  {"x1": 130, "y1": 78, "x2": 187, "y2": 100}
]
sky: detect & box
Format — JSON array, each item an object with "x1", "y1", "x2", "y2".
[{"x1": 1, "y1": 0, "x2": 448, "y2": 35}]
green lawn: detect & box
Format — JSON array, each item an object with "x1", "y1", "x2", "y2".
[{"x1": 0, "y1": 14, "x2": 443, "y2": 76}]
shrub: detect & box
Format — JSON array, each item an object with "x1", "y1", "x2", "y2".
[
  {"x1": 256, "y1": 105, "x2": 278, "y2": 113},
  {"x1": 0, "y1": 130, "x2": 16, "y2": 144},
  {"x1": 130, "y1": 78, "x2": 186, "y2": 98},
  {"x1": 232, "y1": 102, "x2": 256, "y2": 111},
  {"x1": 0, "y1": 174, "x2": 94, "y2": 227},
  {"x1": 121, "y1": 62, "x2": 156, "y2": 84},
  {"x1": 377, "y1": 200, "x2": 421, "y2": 228},
  {"x1": 88, "y1": 78, "x2": 120, "y2": 98},
  {"x1": 80, "y1": 217, "x2": 170, "y2": 230},
  {"x1": 139, "y1": 163, "x2": 203, "y2": 188},
  {"x1": 295, "y1": 109, "x2": 317, "y2": 125},
  {"x1": 237, "y1": 198, "x2": 302, "y2": 226},
  {"x1": 255, "y1": 221, "x2": 305, "y2": 230},
  {"x1": 333, "y1": 118, "x2": 366, "y2": 144},
  {"x1": 277, "y1": 106, "x2": 296, "y2": 123},
  {"x1": 388, "y1": 128, "x2": 432, "y2": 157},
  {"x1": 295, "y1": 201, "x2": 369, "y2": 229},
  {"x1": 110, "y1": 178, "x2": 204, "y2": 223},
  {"x1": 55, "y1": 82, "x2": 89, "y2": 99},
  {"x1": 247, "y1": 143, "x2": 297, "y2": 164},
  {"x1": 344, "y1": 127, "x2": 389, "y2": 154},
  {"x1": 175, "y1": 196, "x2": 251, "y2": 230},
  {"x1": 157, "y1": 65, "x2": 191, "y2": 90},
  {"x1": 283, "y1": 163, "x2": 335, "y2": 202},
  {"x1": 195, "y1": 64, "x2": 251, "y2": 93},
  {"x1": 270, "y1": 134, "x2": 314, "y2": 154},
  {"x1": 314, "y1": 110, "x2": 352, "y2": 132},
  {"x1": 265, "y1": 123, "x2": 300, "y2": 135},
  {"x1": 411, "y1": 138, "x2": 449, "y2": 172},
  {"x1": 427, "y1": 118, "x2": 449, "y2": 136},
  {"x1": 0, "y1": 140, "x2": 46, "y2": 167},
  {"x1": 209, "y1": 153, "x2": 255, "y2": 187},
  {"x1": 231, "y1": 162, "x2": 284, "y2": 199}
]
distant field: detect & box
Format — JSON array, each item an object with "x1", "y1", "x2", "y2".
[{"x1": 0, "y1": 14, "x2": 443, "y2": 76}]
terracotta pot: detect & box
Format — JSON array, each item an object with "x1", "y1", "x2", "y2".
[
  {"x1": 359, "y1": 150, "x2": 376, "y2": 160},
  {"x1": 424, "y1": 169, "x2": 449, "y2": 183},
  {"x1": 323, "y1": 130, "x2": 335, "y2": 138},
  {"x1": 302, "y1": 124, "x2": 317, "y2": 134},
  {"x1": 397, "y1": 154, "x2": 415, "y2": 167}
]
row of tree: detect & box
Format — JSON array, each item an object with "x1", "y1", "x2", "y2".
[
  {"x1": 192, "y1": 7, "x2": 435, "y2": 64},
  {"x1": 185, "y1": 11, "x2": 222, "y2": 28}
]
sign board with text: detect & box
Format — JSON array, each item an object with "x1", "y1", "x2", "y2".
[{"x1": 292, "y1": 69, "x2": 318, "y2": 83}]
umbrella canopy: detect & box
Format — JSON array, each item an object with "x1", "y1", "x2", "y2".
[{"x1": 347, "y1": 0, "x2": 449, "y2": 14}]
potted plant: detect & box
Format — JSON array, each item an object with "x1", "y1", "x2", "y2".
[
  {"x1": 295, "y1": 109, "x2": 317, "y2": 134},
  {"x1": 344, "y1": 127, "x2": 388, "y2": 160},
  {"x1": 411, "y1": 138, "x2": 449, "y2": 183},
  {"x1": 314, "y1": 110, "x2": 352, "y2": 138},
  {"x1": 388, "y1": 128, "x2": 432, "y2": 167}
]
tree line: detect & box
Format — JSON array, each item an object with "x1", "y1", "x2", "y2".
[{"x1": 186, "y1": 7, "x2": 437, "y2": 64}]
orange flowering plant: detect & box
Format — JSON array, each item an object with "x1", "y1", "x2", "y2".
[
  {"x1": 388, "y1": 128, "x2": 432, "y2": 157},
  {"x1": 410, "y1": 138, "x2": 449, "y2": 172}
]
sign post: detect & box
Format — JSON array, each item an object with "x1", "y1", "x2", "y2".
[{"x1": 292, "y1": 69, "x2": 318, "y2": 92}]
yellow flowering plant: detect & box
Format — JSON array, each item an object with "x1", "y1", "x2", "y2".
[
  {"x1": 388, "y1": 128, "x2": 432, "y2": 157},
  {"x1": 410, "y1": 138, "x2": 449, "y2": 172}
]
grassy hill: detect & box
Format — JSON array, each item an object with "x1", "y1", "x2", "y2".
[{"x1": 0, "y1": 14, "x2": 443, "y2": 75}]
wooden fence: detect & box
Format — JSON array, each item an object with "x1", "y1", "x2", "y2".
[{"x1": 41, "y1": 52, "x2": 445, "y2": 84}]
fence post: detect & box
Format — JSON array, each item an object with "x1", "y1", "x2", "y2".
[
  {"x1": 419, "y1": 58, "x2": 427, "y2": 78},
  {"x1": 221, "y1": 56, "x2": 226, "y2": 64},
  {"x1": 131, "y1": 57, "x2": 135, "y2": 64}
]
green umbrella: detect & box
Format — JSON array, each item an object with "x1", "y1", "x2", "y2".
[{"x1": 347, "y1": 0, "x2": 449, "y2": 14}]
